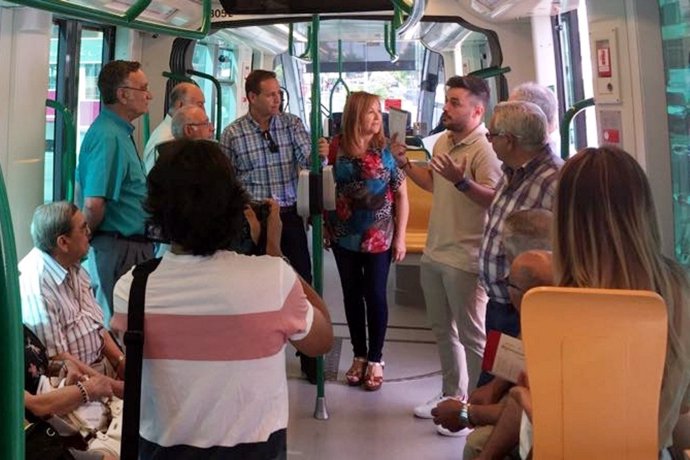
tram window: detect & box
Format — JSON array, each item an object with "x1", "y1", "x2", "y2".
[
  {"x1": 191, "y1": 42, "x2": 238, "y2": 132},
  {"x1": 45, "y1": 19, "x2": 113, "y2": 203},
  {"x1": 658, "y1": 0, "x2": 690, "y2": 268}
]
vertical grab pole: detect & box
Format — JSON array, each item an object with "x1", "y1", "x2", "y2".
[
  {"x1": 309, "y1": 13, "x2": 328, "y2": 421},
  {"x1": 0, "y1": 163, "x2": 23, "y2": 460}
]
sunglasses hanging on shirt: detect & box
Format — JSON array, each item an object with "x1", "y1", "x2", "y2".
[{"x1": 262, "y1": 130, "x2": 279, "y2": 153}]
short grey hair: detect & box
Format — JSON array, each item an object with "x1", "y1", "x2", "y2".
[
  {"x1": 168, "y1": 82, "x2": 201, "y2": 115},
  {"x1": 492, "y1": 101, "x2": 548, "y2": 152},
  {"x1": 511, "y1": 250, "x2": 553, "y2": 290},
  {"x1": 171, "y1": 106, "x2": 205, "y2": 139},
  {"x1": 510, "y1": 82, "x2": 558, "y2": 133},
  {"x1": 503, "y1": 208, "x2": 553, "y2": 262},
  {"x1": 30, "y1": 201, "x2": 78, "y2": 253}
]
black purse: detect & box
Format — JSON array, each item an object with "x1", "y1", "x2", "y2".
[{"x1": 25, "y1": 420, "x2": 76, "y2": 460}]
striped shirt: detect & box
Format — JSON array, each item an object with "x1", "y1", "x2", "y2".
[
  {"x1": 112, "y1": 250, "x2": 314, "y2": 453},
  {"x1": 19, "y1": 248, "x2": 105, "y2": 364},
  {"x1": 479, "y1": 147, "x2": 563, "y2": 303},
  {"x1": 220, "y1": 112, "x2": 312, "y2": 207}
]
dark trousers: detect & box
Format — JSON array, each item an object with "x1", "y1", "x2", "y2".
[
  {"x1": 332, "y1": 245, "x2": 392, "y2": 363},
  {"x1": 477, "y1": 298, "x2": 521, "y2": 387},
  {"x1": 279, "y1": 209, "x2": 312, "y2": 283}
]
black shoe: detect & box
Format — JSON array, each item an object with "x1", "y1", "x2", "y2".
[{"x1": 297, "y1": 352, "x2": 318, "y2": 385}]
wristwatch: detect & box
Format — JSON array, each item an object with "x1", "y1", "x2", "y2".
[
  {"x1": 454, "y1": 177, "x2": 471, "y2": 192},
  {"x1": 459, "y1": 402, "x2": 472, "y2": 427}
]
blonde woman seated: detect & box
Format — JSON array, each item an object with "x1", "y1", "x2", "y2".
[
  {"x1": 472, "y1": 146, "x2": 690, "y2": 459},
  {"x1": 321, "y1": 91, "x2": 409, "y2": 391}
]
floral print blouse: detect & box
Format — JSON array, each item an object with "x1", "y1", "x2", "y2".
[{"x1": 327, "y1": 136, "x2": 404, "y2": 253}]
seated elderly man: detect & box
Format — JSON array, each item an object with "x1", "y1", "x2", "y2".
[
  {"x1": 20, "y1": 201, "x2": 126, "y2": 379},
  {"x1": 432, "y1": 250, "x2": 553, "y2": 460}
]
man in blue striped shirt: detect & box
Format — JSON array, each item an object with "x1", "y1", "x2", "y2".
[{"x1": 221, "y1": 70, "x2": 317, "y2": 383}]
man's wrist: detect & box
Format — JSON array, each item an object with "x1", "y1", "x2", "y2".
[{"x1": 454, "y1": 177, "x2": 471, "y2": 192}]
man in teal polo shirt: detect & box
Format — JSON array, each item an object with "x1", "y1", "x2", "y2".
[{"x1": 77, "y1": 60, "x2": 154, "y2": 325}]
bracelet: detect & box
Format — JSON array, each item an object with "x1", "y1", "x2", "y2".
[
  {"x1": 76, "y1": 381, "x2": 90, "y2": 404},
  {"x1": 459, "y1": 402, "x2": 472, "y2": 427}
]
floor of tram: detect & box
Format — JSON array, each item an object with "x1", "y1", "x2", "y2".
[{"x1": 284, "y1": 248, "x2": 467, "y2": 459}]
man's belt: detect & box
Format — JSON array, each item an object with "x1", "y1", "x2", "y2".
[
  {"x1": 279, "y1": 204, "x2": 297, "y2": 214},
  {"x1": 93, "y1": 231, "x2": 151, "y2": 244}
]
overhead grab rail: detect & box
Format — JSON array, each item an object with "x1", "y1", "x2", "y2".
[
  {"x1": 328, "y1": 39, "x2": 350, "y2": 127},
  {"x1": 396, "y1": 0, "x2": 425, "y2": 38},
  {"x1": 467, "y1": 66, "x2": 511, "y2": 79},
  {"x1": 298, "y1": 26, "x2": 313, "y2": 61},
  {"x1": 7, "y1": 0, "x2": 211, "y2": 40},
  {"x1": 0, "y1": 163, "x2": 23, "y2": 460},
  {"x1": 46, "y1": 99, "x2": 77, "y2": 202},
  {"x1": 560, "y1": 97, "x2": 595, "y2": 160},
  {"x1": 384, "y1": 3, "x2": 404, "y2": 62}
]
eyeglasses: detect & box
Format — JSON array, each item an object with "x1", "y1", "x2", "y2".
[
  {"x1": 486, "y1": 131, "x2": 507, "y2": 141},
  {"x1": 119, "y1": 86, "x2": 151, "y2": 94},
  {"x1": 262, "y1": 130, "x2": 279, "y2": 153},
  {"x1": 187, "y1": 121, "x2": 214, "y2": 128},
  {"x1": 505, "y1": 277, "x2": 525, "y2": 293}
]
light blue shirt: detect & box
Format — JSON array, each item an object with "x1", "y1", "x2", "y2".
[{"x1": 77, "y1": 107, "x2": 148, "y2": 236}]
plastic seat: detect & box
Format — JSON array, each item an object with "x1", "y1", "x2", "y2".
[
  {"x1": 404, "y1": 149, "x2": 432, "y2": 253},
  {"x1": 520, "y1": 287, "x2": 668, "y2": 459}
]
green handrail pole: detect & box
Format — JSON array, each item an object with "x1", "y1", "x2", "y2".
[
  {"x1": 186, "y1": 69, "x2": 223, "y2": 141},
  {"x1": 0, "y1": 164, "x2": 24, "y2": 460},
  {"x1": 298, "y1": 26, "x2": 312, "y2": 61},
  {"x1": 288, "y1": 23, "x2": 295, "y2": 57},
  {"x1": 161, "y1": 71, "x2": 195, "y2": 84},
  {"x1": 328, "y1": 40, "x2": 350, "y2": 126},
  {"x1": 467, "y1": 66, "x2": 511, "y2": 80},
  {"x1": 559, "y1": 97, "x2": 595, "y2": 160},
  {"x1": 123, "y1": 0, "x2": 152, "y2": 22},
  {"x1": 6, "y1": 0, "x2": 211, "y2": 40},
  {"x1": 390, "y1": 0, "x2": 413, "y2": 14},
  {"x1": 308, "y1": 14, "x2": 328, "y2": 420},
  {"x1": 46, "y1": 99, "x2": 77, "y2": 202}
]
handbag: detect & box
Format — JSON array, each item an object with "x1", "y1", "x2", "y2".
[
  {"x1": 25, "y1": 420, "x2": 76, "y2": 460},
  {"x1": 121, "y1": 257, "x2": 162, "y2": 460}
]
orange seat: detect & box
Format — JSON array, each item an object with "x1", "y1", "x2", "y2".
[
  {"x1": 404, "y1": 149, "x2": 432, "y2": 253},
  {"x1": 521, "y1": 287, "x2": 668, "y2": 459}
]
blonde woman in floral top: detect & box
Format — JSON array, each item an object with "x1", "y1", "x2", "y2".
[{"x1": 323, "y1": 92, "x2": 409, "y2": 391}]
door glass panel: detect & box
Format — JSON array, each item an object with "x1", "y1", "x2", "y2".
[
  {"x1": 44, "y1": 23, "x2": 59, "y2": 203},
  {"x1": 77, "y1": 28, "x2": 104, "y2": 154},
  {"x1": 659, "y1": 0, "x2": 690, "y2": 267}
]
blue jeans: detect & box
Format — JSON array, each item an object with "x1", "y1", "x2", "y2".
[
  {"x1": 477, "y1": 298, "x2": 521, "y2": 387},
  {"x1": 332, "y1": 245, "x2": 392, "y2": 363}
]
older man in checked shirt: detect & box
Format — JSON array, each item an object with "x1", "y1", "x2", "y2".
[{"x1": 221, "y1": 69, "x2": 321, "y2": 383}]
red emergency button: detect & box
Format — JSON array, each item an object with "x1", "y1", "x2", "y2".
[{"x1": 603, "y1": 129, "x2": 620, "y2": 143}]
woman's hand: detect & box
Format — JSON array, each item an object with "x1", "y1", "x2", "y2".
[
  {"x1": 243, "y1": 205, "x2": 261, "y2": 245},
  {"x1": 318, "y1": 137, "x2": 330, "y2": 161},
  {"x1": 82, "y1": 374, "x2": 114, "y2": 402},
  {"x1": 63, "y1": 360, "x2": 83, "y2": 386},
  {"x1": 265, "y1": 199, "x2": 283, "y2": 257},
  {"x1": 389, "y1": 134, "x2": 407, "y2": 166},
  {"x1": 392, "y1": 234, "x2": 407, "y2": 262}
]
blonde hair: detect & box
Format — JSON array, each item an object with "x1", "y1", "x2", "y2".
[
  {"x1": 340, "y1": 91, "x2": 385, "y2": 156},
  {"x1": 554, "y1": 145, "x2": 690, "y2": 446}
]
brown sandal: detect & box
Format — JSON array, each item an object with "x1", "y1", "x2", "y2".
[
  {"x1": 363, "y1": 361, "x2": 384, "y2": 391},
  {"x1": 345, "y1": 357, "x2": 368, "y2": 386}
]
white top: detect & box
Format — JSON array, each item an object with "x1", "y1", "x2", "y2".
[
  {"x1": 143, "y1": 115, "x2": 173, "y2": 173},
  {"x1": 19, "y1": 248, "x2": 105, "y2": 364},
  {"x1": 112, "y1": 250, "x2": 314, "y2": 449}
]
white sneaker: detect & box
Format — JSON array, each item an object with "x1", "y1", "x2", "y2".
[
  {"x1": 436, "y1": 424, "x2": 472, "y2": 437},
  {"x1": 413, "y1": 393, "x2": 454, "y2": 419}
]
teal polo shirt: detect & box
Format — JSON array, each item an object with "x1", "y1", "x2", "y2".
[{"x1": 77, "y1": 107, "x2": 148, "y2": 236}]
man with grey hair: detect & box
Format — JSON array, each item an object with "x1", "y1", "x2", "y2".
[
  {"x1": 476, "y1": 101, "x2": 562, "y2": 386},
  {"x1": 502, "y1": 208, "x2": 553, "y2": 263},
  {"x1": 19, "y1": 201, "x2": 127, "y2": 380},
  {"x1": 170, "y1": 105, "x2": 214, "y2": 141},
  {"x1": 143, "y1": 82, "x2": 206, "y2": 172},
  {"x1": 509, "y1": 82, "x2": 559, "y2": 134}
]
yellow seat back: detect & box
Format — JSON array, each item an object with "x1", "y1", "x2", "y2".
[
  {"x1": 404, "y1": 149, "x2": 432, "y2": 253},
  {"x1": 521, "y1": 287, "x2": 668, "y2": 459}
]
